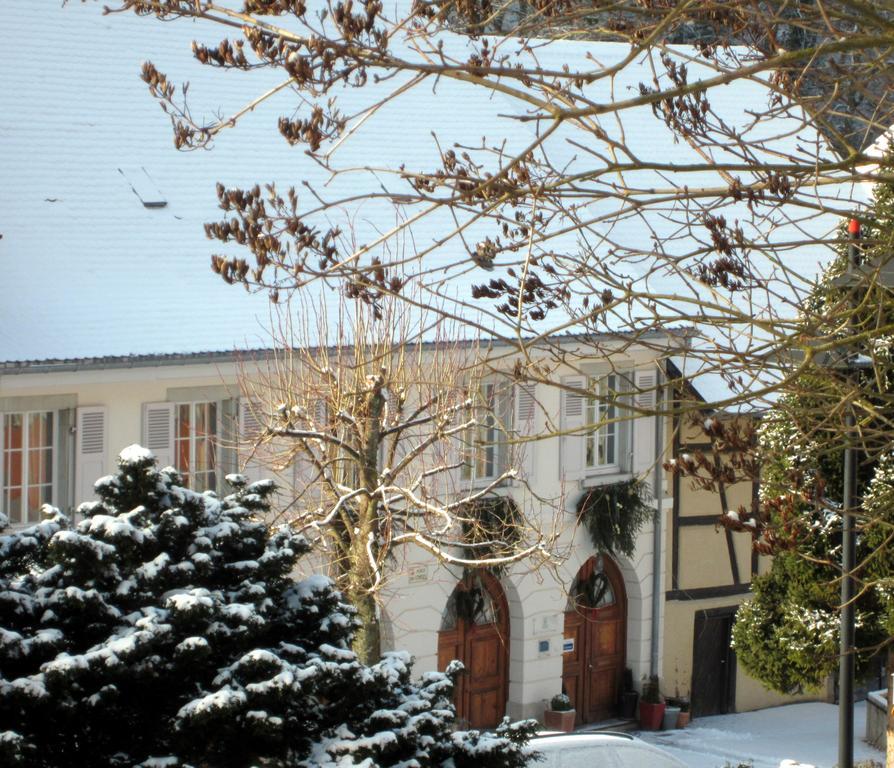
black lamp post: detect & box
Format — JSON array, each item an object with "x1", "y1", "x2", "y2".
[{"x1": 838, "y1": 217, "x2": 862, "y2": 768}]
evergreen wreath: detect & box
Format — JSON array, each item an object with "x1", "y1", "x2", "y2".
[
  {"x1": 452, "y1": 572, "x2": 492, "y2": 625},
  {"x1": 576, "y1": 479, "x2": 652, "y2": 557}
]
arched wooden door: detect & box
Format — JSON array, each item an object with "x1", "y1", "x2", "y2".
[
  {"x1": 562, "y1": 555, "x2": 627, "y2": 725},
  {"x1": 437, "y1": 571, "x2": 509, "y2": 729}
]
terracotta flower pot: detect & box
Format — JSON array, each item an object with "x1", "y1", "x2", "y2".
[
  {"x1": 638, "y1": 701, "x2": 666, "y2": 731},
  {"x1": 543, "y1": 709, "x2": 576, "y2": 732},
  {"x1": 676, "y1": 710, "x2": 691, "y2": 728}
]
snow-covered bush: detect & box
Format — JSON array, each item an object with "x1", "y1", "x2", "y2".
[
  {"x1": 0, "y1": 446, "x2": 536, "y2": 767},
  {"x1": 733, "y1": 387, "x2": 894, "y2": 693}
]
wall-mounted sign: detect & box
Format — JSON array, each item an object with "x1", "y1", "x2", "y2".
[
  {"x1": 562, "y1": 638, "x2": 575, "y2": 653},
  {"x1": 532, "y1": 614, "x2": 559, "y2": 636},
  {"x1": 538, "y1": 640, "x2": 550, "y2": 654},
  {"x1": 407, "y1": 565, "x2": 429, "y2": 584}
]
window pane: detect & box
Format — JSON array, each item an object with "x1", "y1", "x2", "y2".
[
  {"x1": 195, "y1": 438, "x2": 207, "y2": 473},
  {"x1": 7, "y1": 488, "x2": 22, "y2": 525},
  {"x1": 178, "y1": 404, "x2": 191, "y2": 434},
  {"x1": 4, "y1": 446, "x2": 22, "y2": 489},
  {"x1": 460, "y1": 455, "x2": 472, "y2": 481},
  {"x1": 175, "y1": 404, "x2": 191, "y2": 480},
  {"x1": 3, "y1": 413, "x2": 25, "y2": 524},
  {"x1": 206, "y1": 439, "x2": 217, "y2": 475},
  {"x1": 44, "y1": 412, "x2": 53, "y2": 449},
  {"x1": 26, "y1": 485, "x2": 52, "y2": 520},
  {"x1": 195, "y1": 402, "x2": 207, "y2": 435},
  {"x1": 28, "y1": 412, "x2": 52, "y2": 449},
  {"x1": 206, "y1": 402, "x2": 217, "y2": 437},
  {"x1": 176, "y1": 438, "x2": 190, "y2": 474},
  {"x1": 28, "y1": 448, "x2": 51, "y2": 485},
  {"x1": 472, "y1": 588, "x2": 497, "y2": 625},
  {"x1": 585, "y1": 380, "x2": 597, "y2": 468},
  {"x1": 28, "y1": 486, "x2": 42, "y2": 517},
  {"x1": 198, "y1": 403, "x2": 217, "y2": 485},
  {"x1": 4, "y1": 413, "x2": 22, "y2": 451}
]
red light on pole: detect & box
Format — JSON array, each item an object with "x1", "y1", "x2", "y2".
[{"x1": 848, "y1": 218, "x2": 861, "y2": 237}]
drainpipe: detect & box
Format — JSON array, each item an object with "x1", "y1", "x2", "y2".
[{"x1": 649, "y1": 369, "x2": 665, "y2": 677}]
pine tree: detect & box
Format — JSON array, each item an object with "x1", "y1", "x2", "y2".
[{"x1": 0, "y1": 446, "x2": 536, "y2": 768}]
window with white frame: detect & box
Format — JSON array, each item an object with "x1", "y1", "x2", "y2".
[
  {"x1": 461, "y1": 382, "x2": 503, "y2": 483},
  {"x1": 585, "y1": 375, "x2": 618, "y2": 470},
  {"x1": 1, "y1": 411, "x2": 55, "y2": 524},
  {"x1": 175, "y1": 401, "x2": 218, "y2": 490}
]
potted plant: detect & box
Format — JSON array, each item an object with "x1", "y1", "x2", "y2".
[
  {"x1": 638, "y1": 675, "x2": 665, "y2": 731},
  {"x1": 662, "y1": 696, "x2": 681, "y2": 730},
  {"x1": 619, "y1": 667, "x2": 638, "y2": 719},
  {"x1": 544, "y1": 693, "x2": 576, "y2": 732},
  {"x1": 676, "y1": 696, "x2": 691, "y2": 728}
]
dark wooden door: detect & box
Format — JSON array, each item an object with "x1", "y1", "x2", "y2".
[
  {"x1": 562, "y1": 556, "x2": 627, "y2": 725},
  {"x1": 437, "y1": 573, "x2": 509, "y2": 729},
  {"x1": 691, "y1": 608, "x2": 737, "y2": 717}
]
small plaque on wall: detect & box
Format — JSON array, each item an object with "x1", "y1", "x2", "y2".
[
  {"x1": 532, "y1": 614, "x2": 559, "y2": 636},
  {"x1": 407, "y1": 564, "x2": 429, "y2": 584},
  {"x1": 562, "y1": 638, "x2": 575, "y2": 653}
]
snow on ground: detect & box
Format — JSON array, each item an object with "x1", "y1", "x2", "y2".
[{"x1": 635, "y1": 702, "x2": 883, "y2": 768}]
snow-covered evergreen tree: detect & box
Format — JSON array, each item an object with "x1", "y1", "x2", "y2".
[
  {"x1": 0, "y1": 446, "x2": 536, "y2": 768},
  {"x1": 732, "y1": 163, "x2": 894, "y2": 694}
]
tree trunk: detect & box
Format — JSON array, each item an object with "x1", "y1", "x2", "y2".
[
  {"x1": 887, "y1": 645, "x2": 894, "y2": 768},
  {"x1": 345, "y1": 495, "x2": 382, "y2": 666},
  {"x1": 349, "y1": 584, "x2": 381, "y2": 666},
  {"x1": 346, "y1": 388, "x2": 386, "y2": 666}
]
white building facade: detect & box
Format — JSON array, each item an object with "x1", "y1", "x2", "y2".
[{"x1": 0, "y1": 341, "x2": 672, "y2": 727}]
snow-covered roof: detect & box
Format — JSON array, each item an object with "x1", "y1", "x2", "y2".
[{"x1": 0, "y1": 1, "x2": 838, "y2": 367}]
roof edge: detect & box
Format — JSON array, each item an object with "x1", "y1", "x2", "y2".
[{"x1": 0, "y1": 327, "x2": 691, "y2": 376}]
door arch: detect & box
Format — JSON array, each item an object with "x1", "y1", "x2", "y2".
[
  {"x1": 437, "y1": 571, "x2": 509, "y2": 729},
  {"x1": 562, "y1": 554, "x2": 627, "y2": 725}
]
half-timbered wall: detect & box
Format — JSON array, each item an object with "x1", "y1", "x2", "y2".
[{"x1": 662, "y1": 405, "x2": 822, "y2": 713}]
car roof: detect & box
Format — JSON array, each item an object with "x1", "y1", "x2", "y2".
[
  {"x1": 531, "y1": 732, "x2": 688, "y2": 767},
  {"x1": 533, "y1": 732, "x2": 636, "y2": 743}
]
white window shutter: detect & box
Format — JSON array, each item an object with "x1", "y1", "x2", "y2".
[
  {"x1": 239, "y1": 399, "x2": 263, "y2": 441},
  {"x1": 560, "y1": 376, "x2": 586, "y2": 481},
  {"x1": 632, "y1": 369, "x2": 658, "y2": 473},
  {"x1": 514, "y1": 383, "x2": 536, "y2": 482},
  {"x1": 75, "y1": 406, "x2": 107, "y2": 504},
  {"x1": 635, "y1": 371, "x2": 656, "y2": 411},
  {"x1": 238, "y1": 399, "x2": 266, "y2": 484},
  {"x1": 142, "y1": 402, "x2": 175, "y2": 469}
]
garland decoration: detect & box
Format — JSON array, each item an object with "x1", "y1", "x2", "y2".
[{"x1": 576, "y1": 479, "x2": 652, "y2": 557}]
